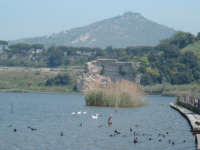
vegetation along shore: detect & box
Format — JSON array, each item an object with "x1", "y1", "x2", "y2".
[{"x1": 0, "y1": 31, "x2": 200, "y2": 95}]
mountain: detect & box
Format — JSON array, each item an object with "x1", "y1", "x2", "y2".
[{"x1": 14, "y1": 12, "x2": 176, "y2": 48}]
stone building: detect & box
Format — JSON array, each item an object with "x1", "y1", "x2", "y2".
[{"x1": 76, "y1": 59, "x2": 140, "y2": 91}]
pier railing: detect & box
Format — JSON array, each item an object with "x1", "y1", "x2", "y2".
[{"x1": 177, "y1": 96, "x2": 200, "y2": 113}]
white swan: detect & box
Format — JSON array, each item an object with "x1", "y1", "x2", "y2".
[
  {"x1": 77, "y1": 111, "x2": 82, "y2": 115},
  {"x1": 72, "y1": 112, "x2": 76, "y2": 115},
  {"x1": 83, "y1": 112, "x2": 87, "y2": 114},
  {"x1": 91, "y1": 114, "x2": 99, "y2": 119}
]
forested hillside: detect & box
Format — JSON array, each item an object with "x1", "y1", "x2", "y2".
[
  {"x1": 0, "y1": 31, "x2": 200, "y2": 86},
  {"x1": 140, "y1": 32, "x2": 200, "y2": 85}
]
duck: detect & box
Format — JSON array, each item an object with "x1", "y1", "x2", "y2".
[
  {"x1": 114, "y1": 129, "x2": 120, "y2": 135},
  {"x1": 172, "y1": 141, "x2": 175, "y2": 145},
  {"x1": 133, "y1": 137, "x2": 138, "y2": 144},
  {"x1": 109, "y1": 134, "x2": 113, "y2": 137},
  {"x1": 60, "y1": 131, "x2": 64, "y2": 136},
  {"x1": 27, "y1": 126, "x2": 37, "y2": 131}
]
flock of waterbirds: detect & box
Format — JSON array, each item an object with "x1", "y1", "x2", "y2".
[
  {"x1": 71, "y1": 111, "x2": 100, "y2": 119},
  {"x1": 108, "y1": 127, "x2": 184, "y2": 147},
  {"x1": 7, "y1": 110, "x2": 101, "y2": 134},
  {"x1": 8, "y1": 124, "x2": 37, "y2": 132},
  {"x1": 6, "y1": 110, "x2": 191, "y2": 149},
  {"x1": 71, "y1": 110, "x2": 190, "y2": 148}
]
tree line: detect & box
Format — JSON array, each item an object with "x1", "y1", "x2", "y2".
[
  {"x1": 0, "y1": 31, "x2": 200, "y2": 86},
  {"x1": 140, "y1": 31, "x2": 200, "y2": 85}
]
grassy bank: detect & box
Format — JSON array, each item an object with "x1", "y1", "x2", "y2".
[
  {"x1": 85, "y1": 80, "x2": 145, "y2": 107},
  {"x1": 0, "y1": 66, "x2": 83, "y2": 93},
  {"x1": 143, "y1": 83, "x2": 200, "y2": 96},
  {"x1": 0, "y1": 67, "x2": 199, "y2": 96}
]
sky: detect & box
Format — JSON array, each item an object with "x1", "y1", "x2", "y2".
[{"x1": 0, "y1": 0, "x2": 200, "y2": 41}]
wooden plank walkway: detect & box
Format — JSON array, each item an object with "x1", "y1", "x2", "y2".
[
  {"x1": 197, "y1": 134, "x2": 200, "y2": 150},
  {"x1": 170, "y1": 103, "x2": 200, "y2": 149}
]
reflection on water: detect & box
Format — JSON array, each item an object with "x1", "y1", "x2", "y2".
[{"x1": 0, "y1": 93, "x2": 196, "y2": 150}]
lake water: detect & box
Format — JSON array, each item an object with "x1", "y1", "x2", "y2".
[{"x1": 0, "y1": 93, "x2": 196, "y2": 150}]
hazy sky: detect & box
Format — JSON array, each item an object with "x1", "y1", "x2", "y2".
[{"x1": 1, "y1": 0, "x2": 200, "y2": 40}]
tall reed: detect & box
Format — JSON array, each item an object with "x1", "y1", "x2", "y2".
[{"x1": 85, "y1": 80, "x2": 145, "y2": 107}]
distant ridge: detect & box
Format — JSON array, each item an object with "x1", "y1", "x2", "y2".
[{"x1": 13, "y1": 12, "x2": 176, "y2": 48}]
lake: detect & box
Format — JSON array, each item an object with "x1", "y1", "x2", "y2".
[{"x1": 0, "y1": 93, "x2": 196, "y2": 150}]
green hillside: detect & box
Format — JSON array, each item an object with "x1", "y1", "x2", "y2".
[
  {"x1": 1, "y1": 31, "x2": 200, "y2": 95},
  {"x1": 182, "y1": 40, "x2": 200, "y2": 59}
]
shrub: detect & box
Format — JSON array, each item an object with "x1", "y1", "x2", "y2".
[
  {"x1": 85, "y1": 80, "x2": 145, "y2": 108},
  {"x1": 45, "y1": 74, "x2": 71, "y2": 86}
]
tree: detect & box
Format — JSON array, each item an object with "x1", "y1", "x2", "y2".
[
  {"x1": 140, "y1": 73, "x2": 154, "y2": 85},
  {"x1": 31, "y1": 44, "x2": 44, "y2": 49},
  {"x1": 105, "y1": 46, "x2": 113, "y2": 51},
  {"x1": 171, "y1": 72, "x2": 193, "y2": 84},
  {"x1": 9, "y1": 43, "x2": 31, "y2": 55},
  {"x1": 193, "y1": 70, "x2": 200, "y2": 81},
  {"x1": 0, "y1": 40, "x2": 8, "y2": 45},
  {"x1": 197, "y1": 32, "x2": 200, "y2": 40},
  {"x1": 0, "y1": 40, "x2": 8, "y2": 50},
  {"x1": 159, "y1": 31, "x2": 196, "y2": 49},
  {"x1": 181, "y1": 51, "x2": 198, "y2": 68},
  {"x1": 45, "y1": 74, "x2": 71, "y2": 86},
  {"x1": 47, "y1": 47, "x2": 64, "y2": 67},
  {"x1": 163, "y1": 45, "x2": 179, "y2": 59}
]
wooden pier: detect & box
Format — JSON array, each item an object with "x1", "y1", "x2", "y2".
[{"x1": 170, "y1": 103, "x2": 200, "y2": 149}]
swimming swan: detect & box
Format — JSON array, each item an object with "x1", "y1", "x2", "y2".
[
  {"x1": 91, "y1": 114, "x2": 99, "y2": 119},
  {"x1": 72, "y1": 112, "x2": 76, "y2": 115},
  {"x1": 77, "y1": 111, "x2": 82, "y2": 115}
]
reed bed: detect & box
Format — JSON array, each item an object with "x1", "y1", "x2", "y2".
[{"x1": 85, "y1": 80, "x2": 145, "y2": 107}]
